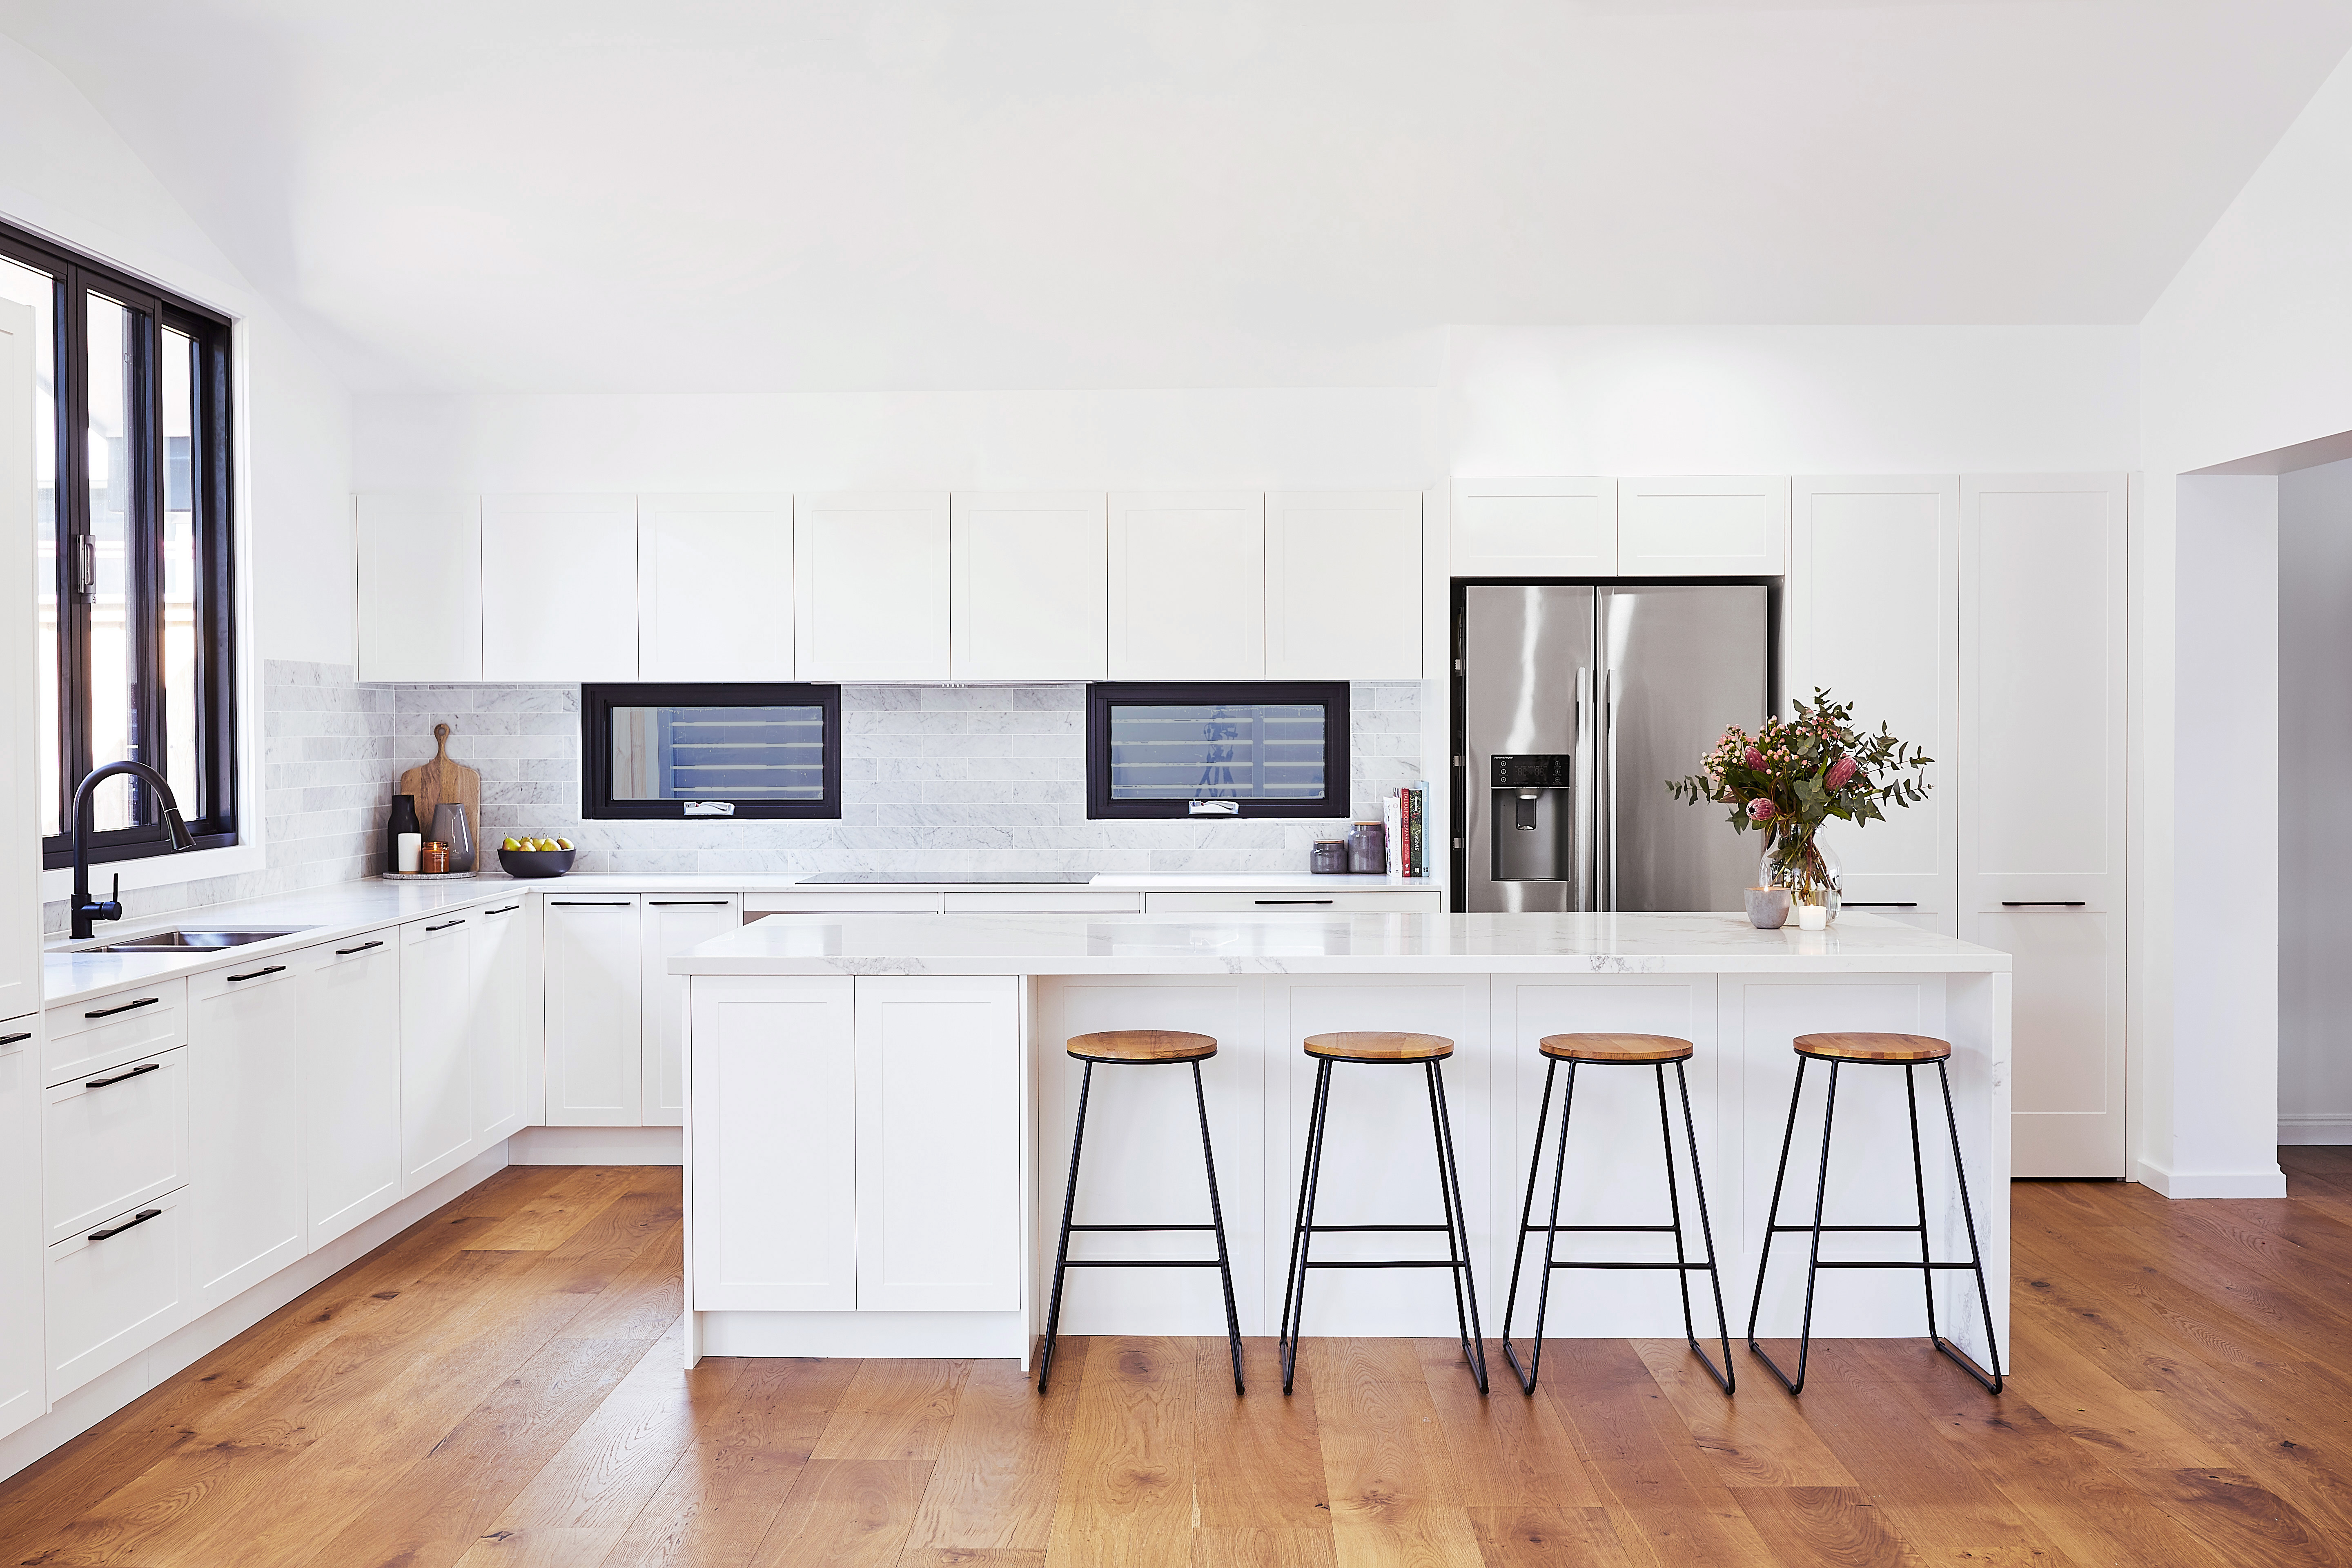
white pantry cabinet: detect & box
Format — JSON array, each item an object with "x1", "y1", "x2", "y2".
[
  {"x1": 481, "y1": 494, "x2": 640, "y2": 682},
  {"x1": 1448, "y1": 476, "x2": 1617, "y2": 577},
  {"x1": 296, "y1": 931, "x2": 403, "y2": 1250},
  {"x1": 950, "y1": 492, "x2": 1108, "y2": 681},
  {"x1": 1108, "y1": 492, "x2": 1265, "y2": 679},
  {"x1": 186, "y1": 959, "x2": 307, "y2": 1310},
  {"x1": 472, "y1": 898, "x2": 534, "y2": 1144},
  {"x1": 0, "y1": 1020, "x2": 43, "y2": 1441},
  {"x1": 400, "y1": 912, "x2": 477, "y2": 1192},
  {"x1": 639, "y1": 493, "x2": 794, "y2": 681},
  {"x1": 545, "y1": 895, "x2": 644, "y2": 1126},
  {"x1": 1619, "y1": 475, "x2": 1787, "y2": 575},
  {"x1": 795, "y1": 492, "x2": 951, "y2": 681},
  {"x1": 640, "y1": 895, "x2": 741, "y2": 1128},
  {"x1": 356, "y1": 494, "x2": 482, "y2": 682},
  {"x1": 0, "y1": 298, "x2": 37, "y2": 1022},
  {"x1": 1265, "y1": 492, "x2": 1422, "y2": 680}
]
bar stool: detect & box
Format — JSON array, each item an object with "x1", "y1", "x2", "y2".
[
  {"x1": 1277, "y1": 1031, "x2": 1488, "y2": 1396},
  {"x1": 1746, "y1": 1032, "x2": 2004, "y2": 1396},
  {"x1": 1499, "y1": 1033, "x2": 1733, "y2": 1396},
  {"x1": 1038, "y1": 1030, "x2": 1244, "y2": 1396}
]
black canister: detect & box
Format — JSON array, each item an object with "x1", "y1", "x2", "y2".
[{"x1": 385, "y1": 793, "x2": 421, "y2": 874}]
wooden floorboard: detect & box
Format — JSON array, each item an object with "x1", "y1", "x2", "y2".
[{"x1": 16, "y1": 1161, "x2": 2352, "y2": 1565}]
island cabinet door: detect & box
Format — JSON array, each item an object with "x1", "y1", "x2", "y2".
[
  {"x1": 690, "y1": 976, "x2": 858, "y2": 1311},
  {"x1": 853, "y1": 976, "x2": 1022, "y2": 1313}
]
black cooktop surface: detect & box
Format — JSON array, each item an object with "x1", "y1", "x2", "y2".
[{"x1": 797, "y1": 872, "x2": 1097, "y2": 885}]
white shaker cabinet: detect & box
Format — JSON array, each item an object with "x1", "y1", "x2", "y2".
[
  {"x1": 187, "y1": 960, "x2": 307, "y2": 1310},
  {"x1": 1619, "y1": 475, "x2": 1787, "y2": 575},
  {"x1": 1108, "y1": 492, "x2": 1265, "y2": 679},
  {"x1": 481, "y1": 494, "x2": 640, "y2": 682},
  {"x1": 950, "y1": 492, "x2": 1107, "y2": 681},
  {"x1": 0, "y1": 1020, "x2": 42, "y2": 1441},
  {"x1": 1448, "y1": 476, "x2": 1617, "y2": 577},
  {"x1": 356, "y1": 494, "x2": 482, "y2": 682},
  {"x1": 545, "y1": 895, "x2": 645, "y2": 1125},
  {"x1": 0, "y1": 298, "x2": 37, "y2": 1021},
  {"x1": 795, "y1": 492, "x2": 951, "y2": 680},
  {"x1": 1960, "y1": 474, "x2": 2128, "y2": 1179},
  {"x1": 1265, "y1": 492, "x2": 1422, "y2": 679},
  {"x1": 1788, "y1": 477, "x2": 1959, "y2": 927},
  {"x1": 400, "y1": 912, "x2": 477, "y2": 1192},
  {"x1": 639, "y1": 493, "x2": 795, "y2": 681},
  {"x1": 46, "y1": 1189, "x2": 189, "y2": 1400},
  {"x1": 296, "y1": 932, "x2": 403, "y2": 1249},
  {"x1": 472, "y1": 898, "x2": 534, "y2": 1144},
  {"x1": 640, "y1": 895, "x2": 741, "y2": 1128}
]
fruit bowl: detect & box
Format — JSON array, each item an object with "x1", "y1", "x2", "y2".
[{"x1": 498, "y1": 846, "x2": 577, "y2": 879}]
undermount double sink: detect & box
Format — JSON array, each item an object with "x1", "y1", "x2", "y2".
[{"x1": 87, "y1": 927, "x2": 312, "y2": 953}]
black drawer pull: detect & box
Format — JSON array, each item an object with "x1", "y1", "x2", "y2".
[
  {"x1": 1842, "y1": 902, "x2": 1918, "y2": 909},
  {"x1": 84, "y1": 996, "x2": 161, "y2": 1020},
  {"x1": 335, "y1": 940, "x2": 385, "y2": 956},
  {"x1": 1, "y1": 1032, "x2": 29, "y2": 1046},
  {"x1": 552, "y1": 901, "x2": 631, "y2": 907},
  {"x1": 424, "y1": 919, "x2": 467, "y2": 931},
  {"x1": 485, "y1": 905, "x2": 521, "y2": 915},
  {"x1": 1254, "y1": 899, "x2": 1333, "y2": 905},
  {"x1": 89, "y1": 1208, "x2": 163, "y2": 1242},
  {"x1": 227, "y1": 965, "x2": 287, "y2": 983},
  {"x1": 2001, "y1": 901, "x2": 2087, "y2": 908},
  {"x1": 648, "y1": 900, "x2": 729, "y2": 907},
  {"x1": 86, "y1": 1061, "x2": 163, "y2": 1089}
]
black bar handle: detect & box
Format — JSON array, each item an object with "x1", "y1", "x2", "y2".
[
  {"x1": 335, "y1": 940, "x2": 385, "y2": 956},
  {"x1": 89, "y1": 1208, "x2": 163, "y2": 1242},
  {"x1": 2001, "y1": 901, "x2": 2087, "y2": 908},
  {"x1": 227, "y1": 965, "x2": 287, "y2": 983},
  {"x1": 0, "y1": 1032, "x2": 29, "y2": 1046},
  {"x1": 484, "y1": 905, "x2": 521, "y2": 915},
  {"x1": 1842, "y1": 902, "x2": 1918, "y2": 909},
  {"x1": 424, "y1": 919, "x2": 467, "y2": 931},
  {"x1": 648, "y1": 900, "x2": 730, "y2": 906},
  {"x1": 551, "y1": 901, "x2": 632, "y2": 907},
  {"x1": 1254, "y1": 899, "x2": 1334, "y2": 905},
  {"x1": 85, "y1": 1061, "x2": 163, "y2": 1089},
  {"x1": 84, "y1": 996, "x2": 161, "y2": 1020}
]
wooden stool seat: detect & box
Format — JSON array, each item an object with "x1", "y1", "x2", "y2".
[
  {"x1": 1793, "y1": 1032, "x2": 1951, "y2": 1063},
  {"x1": 1068, "y1": 1029, "x2": 1218, "y2": 1064},
  {"x1": 1540, "y1": 1032, "x2": 1694, "y2": 1064},
  {"x1": 1303, "y1": 1031, "x2": 1452, "y2": 1062}
]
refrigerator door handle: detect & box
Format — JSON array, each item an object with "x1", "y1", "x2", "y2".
[
  {"x1": 1601, "y1": 666, "x2": 1619, "y2": 912},
  {"x1": 1574, "y1": 665, "x2": 1596, "y2": 911}
]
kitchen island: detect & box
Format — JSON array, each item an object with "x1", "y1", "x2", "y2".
[{"x1": 672, "y1": 911, "x2": 2010, "y2": 1372}]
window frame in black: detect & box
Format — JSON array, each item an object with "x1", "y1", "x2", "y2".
[
  {"x1": 1085, "y1": 681, "x2": 1351, "y2": 820},
  {"x1": 1, "y1": 218, "x2": 240, "y2": 871},
  {"x1": 581, "y1": 682, "x2": 842, "y2": 821}
]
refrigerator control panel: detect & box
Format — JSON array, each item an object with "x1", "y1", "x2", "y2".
[{"x1": 1489, "y1": 753, "x2": 1574, "y2": 789}]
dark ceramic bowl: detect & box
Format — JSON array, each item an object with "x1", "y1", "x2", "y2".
[{"x1": 498, "y1": 847, "x2": 577, "y2": 879}]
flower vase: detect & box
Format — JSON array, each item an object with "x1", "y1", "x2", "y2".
[{"x1": 1760, "y1": 826, "x2": 1842, "y2": 925}]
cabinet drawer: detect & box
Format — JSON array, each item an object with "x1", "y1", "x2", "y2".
[
  {"x1": 1141, "y1": 891, "x2": 1446, "y2": 913},
  {"x1": 941, "y1": 891, "x2": 1142, "y2": 913},
  {"x1": 44, "y1": 978, "x2": 187, "y2": 1087},
  {"x1": 45, "y1": 1046, "x2": 189, "y2": 1244},
  {"x1": 47, "y1": 1192, "x2": 190, "y2": 1399},
  {"x1": 744, "y1": 893, "x2": 941, "y2": 914}
]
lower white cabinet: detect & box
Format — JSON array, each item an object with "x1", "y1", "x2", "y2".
[
  {"x1": 47, "y1": 1190, "x2": 189, "y2": 1399},
  {"x1": 641, "y1": 896, "x2": 740, "y2": 1128},
  {"x1": 472, "y1": 900, "x2": 532, "y2": 1144},
  {"x1": 1141, "y1": 890, "x2": 1446, "y2": 914},
  {"x1": 400, "y1": 912, "x2": 477, "y2": 1193},
  {"x1": 45, "y1": 1046, "x2": 188, "y2": 1245},
  {"x1": 0, "y1": 1018, "x2": 44, "y2": 1441},
  {"x1": 187, "y1": 959, "x2": 307, "y2": 1309},
  {"x1": 297, "y1": 931, "x2": 403, "y2": 1249},
  {"x1": 546, "y1": 896, "x2": 644, "y2": 1125}
]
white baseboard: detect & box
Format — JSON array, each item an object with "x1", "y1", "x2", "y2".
[
  {"x1": 695, "y1": 1308, "x2": 1025, "y2": 1362},
  {"x1": 2135, "y1": 1157, "x2": 2290, "y2": 1198},
  {"x1": 507, "y1": 1125, "x2": 682, "y2": 1165},
  {"x1": 2278, "y1": 1114, "x2": 2352, "y2": 1146},
  {"x1": 0, "y1": 1145, "x2": 512, "y2": 1485}
]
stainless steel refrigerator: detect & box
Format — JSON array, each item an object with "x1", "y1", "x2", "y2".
[{"x1": 1457, "y1": 583, "x2": 1770, "y2": 913}]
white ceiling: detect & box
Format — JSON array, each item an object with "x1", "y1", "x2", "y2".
[{"x1": 4, "y1": 0, "x2": 2347, "y2": 392}]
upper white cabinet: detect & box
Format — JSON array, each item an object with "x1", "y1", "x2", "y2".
[
  {"x1": 951, "y1": 492, "x2": 1107, "y2": 681},
  {"x1": 545, "y1": 895, "x2": 645, "y2": 1126},
  {"x1": 641, "y1": 896, "x2": 742, "y2": 1128},
  {"x1": 1448, "y1": 477, "x2": 1617, "y2": 577},
  {"x1": 796, "y1": 492, "x2": 951, "y2": 681},
  {"x1": 295, "y1": 932, "x2": 403, "y2": 1250},
  {"x1": 639, "y1": 494, "x2": 794, "y2": 682},
  {"x1": 0, "y1": 298, "x2": 38, "y2": 1023},
  {"x1": 356, "y1": 493, "x2": 482, "y2": 683},
  {"x1": 1787, "y1": 477, "x2": 1958, "y2": 922},
  {"x1": 1109, "y1": 491, "x2": 1265, "y2": 679},
  {"x1": 1618, "y1": 476, "x2": 1787, "y2": 575},
  {"x1": 187, "y1": 961, "x2": 307, "y2": 1310},
  {"x1": 1265, "y1": 491, "x2": 1423, "y2": 680},
  {"x1": 481, "y1": 494, "x2": 639, "y2": 682}
]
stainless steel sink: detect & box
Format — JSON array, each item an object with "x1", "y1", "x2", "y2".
[{"x1": 91, "y1": 928, "x2": 312, "y2": 952}]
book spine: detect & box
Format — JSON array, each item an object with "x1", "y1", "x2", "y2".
[
  {"x1": 1412, "y1": 784, "x2": 1426, "y2": 877},
  {"x1": 1383, "y1": 792, "x2": 1403, "y2": 877}
]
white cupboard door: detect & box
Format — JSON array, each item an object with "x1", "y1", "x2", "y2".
[
  {"x1": 1108, "y1": 492, "x2": 1264, "y2": 679},
  {"x1": 639, "y1": 493, "x2": 794, "y2": 681},
  {"x1": 472, "y1": 900, "x2": 533, "y2": 1144},
  {"x1": 0, "y1": 1020, "x2": 44, "y2": 1440},
  {"x1": 1619, "y1": 476, "x2": 1787, "y2": 575},
  {"x1": 296, "y1": 933, "x2": 403, "y2": 1249},
  {"x1": 45, "y1": 1048, "x2": 188, "y2": 1243},
  {"x1": 46, "y1": 1191, "x2": 189, "y2": 1400},
  {"x1": 1960, "y1": 474, "x2": 2127, "y2": 1178},
  {"x1": 356, "y1": 494, "x2": 481, "y2": 682},
  {"x1": 1266, "y1": 491, "x2": 1422, "y2": 679},
  {"x1": 400, "y1": 914, "x2": 477, "y2": 1192},
  {"x1": 641, "y1": 896, "x2": 741, "y2": 1128},
  {"x1": 0, "y1": 301, "x2": 37, "y2": 1022},
  {"x1": 690, "y1": 975, "x2": 858, "y2": 1311},
  {"x1": 545, "y1": 896, "x2": 644, "y2": 1125},
  {"x1": 187, "y1": 961, "x2": 307, "y2": 1309},
  {"x1": 481, "y1": 494, "x2": 639, "y2": 682},
  {"x1": 1448, "y1": 477, "x2": 1617, "y2": 577},
  {"x1": 853, "y1": 976, "x2": 1022, "y2": 1313},
  {"x1": 951, "y1": 492, "x2": 1107, "y2": 681},
  {"x1": 1787, "y1": 477, "x2": 1958, "y2": 911},
  {"x1": 794, "y1": 492, "x2": 950, "y2": 680}
]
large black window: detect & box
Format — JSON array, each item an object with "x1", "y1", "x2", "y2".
[
  {"x1": 582, "y1": 684, "x2": 842, "y2": 820},
  {"x1": 1086, "y1": 682, "x2": 1350, "y2": 819},
  {"x1": 0, "y1": 219, "x2": 238, "y2": 869}
]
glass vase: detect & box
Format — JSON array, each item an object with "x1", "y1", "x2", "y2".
[{"x1": 1760, "y1": 825, "x2": 1842, "y2": 924}]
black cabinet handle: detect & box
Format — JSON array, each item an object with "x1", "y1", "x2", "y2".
[
  {"x1": 89, "y1": 1208, "x2": 163, "y2": 1242},
  {"x1": 0, "y1": 1031, "x2": 29, "y2": 1046},
  {"x1": 86, "y1": 1061, "x2": 162, "y2": 1089},
  {"x1": 1842, "y1": 902, "x2": 1918, "y2": 909},
  {"x1": 485, "y1": 904, "x2": 521, "y2": 915},
  {"x1": 1254, "y1": 899, "x2": 1333, "y2": 905},
  {"x1": 227, "y1": 964, "x2": 287, "y2": 983},
  {"x1": 551, "y1": 901, "x2": 631, "y2": 907},
  {"x1": 335, "y1": 940, "x2": 385, "y2": 956},
  {"x1": 648, "y1": 900, "x2": 730, "y2": 907},
  {"x1": 2001, "y1": 901, "x2": 2087, "y2": 908},
  {"x1": 424, "y1": 919, "x2": 467, "y2": 931},
  {"x1": 84, "y1": 996, "x2": 161, "y2": 1020}
]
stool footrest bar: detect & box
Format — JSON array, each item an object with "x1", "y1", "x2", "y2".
[
  {"x1": 1067, "y1": 1223, "x2": 1218, "y2": 1232},
  {"x1": 1060, "y1": 1258, "x2": 1227, "y2": 1268},
  {"x1": 1303, "y1": 1258, "x2": 1469, "y2": 1270},
  {"x1": 1303, "y1": 1223, "x2": 1452, "y2": 1233}
]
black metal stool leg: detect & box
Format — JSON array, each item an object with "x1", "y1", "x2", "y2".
[
  {"x1": 1745, "y1": 1056, "x2": 1807, "y2": 1372},
  {"x1": 1427, "y1": 1058, "x2": 1489, "y2": 1394},
  {"x1": 1279, "y1": 1058, "x2": 1336, "y2": 1394},
  {"x1": 1038, "y1": 1060, "x2": 1095, "y2": 1393},
  {"x1": 1751, "y1": 1058, "x2": 1842, "y2": 1395},
  {"x1": 1499, "y1": 1058, "x2": 1556, "y2": 1393},
  {"x1": 1192, "y1": 1059, "x2": 1245, "y2": 1396},
  {"x1": 1671, "y1": 1059, "x2": 1735, "y2": 1394},
  {"x1": 1903, "y1": 1064, "x2": 1940, "y2": 1345},
  {"x1": 1933, "y1": 1059, "x2": 2005, "y2": 1394},
  {"x1": 1502, "y1": 1059, "x2": 1576, "y2": 1395}
]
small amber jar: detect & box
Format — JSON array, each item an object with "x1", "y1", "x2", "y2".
[{"x1": 419, "y1": 840, "x2": 449, "y2": 874}]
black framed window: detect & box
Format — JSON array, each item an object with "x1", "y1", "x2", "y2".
[
  {"x1": 0, "y1": 219, "x2": 238, "y2": 870},
  {"x1": 582, "y1": 683, "x2": 841, "y2": 820},
  {"x1": 1086, "y1": 682, "x2": 1350, "y2": 819}
]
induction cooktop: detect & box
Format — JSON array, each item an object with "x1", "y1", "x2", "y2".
[{"x1": 797, "y1": 872, "x2": 1096, "y2": 884}]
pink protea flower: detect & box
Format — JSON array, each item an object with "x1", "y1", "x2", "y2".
[
  {"x1": 1824, "y1": 757, "x2": 1858, "y2": 792},
  {"x1": 1743, "y1": 746, "x2": 1765, "y2": 770},
  {"x1": 1747, "y1": 798, "x2": 1777, "y2": 823}
]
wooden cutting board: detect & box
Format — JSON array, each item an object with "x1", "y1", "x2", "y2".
[{"x1": 398, "y1": 724, "x2": 483, "y2": 844}]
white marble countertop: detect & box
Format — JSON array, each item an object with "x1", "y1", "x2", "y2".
[{"x1": 670, "y1": 910, "x2": 2012, "y2": 977}]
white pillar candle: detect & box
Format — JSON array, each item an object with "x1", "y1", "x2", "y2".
[
  {"x1": 1796, "y1": 901, "x2": 1828, "y2": 931},
  {"x1": 396, "y1": 832, "x2": 422, "y2": 874}
]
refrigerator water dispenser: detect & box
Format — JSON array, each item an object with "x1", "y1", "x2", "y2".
[{"x1": 1489, "y1": 754, "x2": 1573, "y2": 883}]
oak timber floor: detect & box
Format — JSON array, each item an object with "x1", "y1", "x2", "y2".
[{"x1": 10, "y1": 1153, "x2": 2352, "y2": 1566}]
